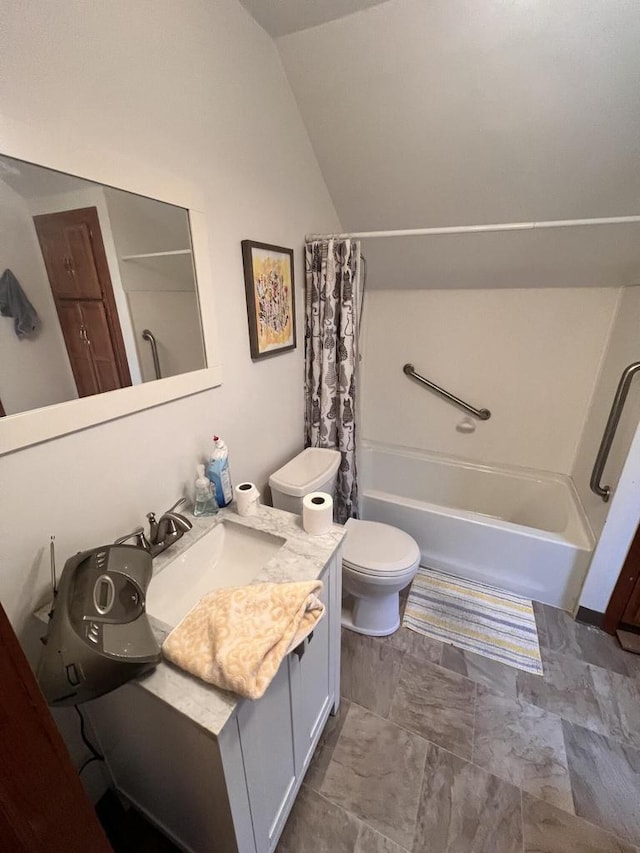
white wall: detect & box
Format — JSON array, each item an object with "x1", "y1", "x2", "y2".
[
  {"x1": 0, "y1": 0, "x2": 340, "y2": 647},
  {"x1": 572, "y1": 286, "x2": 640, "y2": 612},
  {"x1": 578, "y1": 417, "x2": 640, "y2": 613},
  {"x1": 103, "y1": 187, "x2": 192, "y2": 259},
  {"x1": 572, "y1": 286, "x2": 640, "y2": 536},
  {"x1": 103, "y1": 186, "x2": 205, "y2": 381},
  {"x1": 360, "y1": 287, "x2": 618, "y2": 473},
  {"x1": 0, "y1": 181, "x2": 77, "y2": 414}
]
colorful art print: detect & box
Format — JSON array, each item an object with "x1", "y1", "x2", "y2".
[{"x1": 241, "y1": 240, "x2": 296, "y2": 359}]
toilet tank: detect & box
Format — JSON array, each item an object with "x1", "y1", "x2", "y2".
[{"x1": 269, "y1": 448, "x2": 341, "y2": 514}]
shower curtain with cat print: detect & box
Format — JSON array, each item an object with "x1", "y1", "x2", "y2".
[{"x1": 304, "y1": 239, "x2": 361, "y2": 524}]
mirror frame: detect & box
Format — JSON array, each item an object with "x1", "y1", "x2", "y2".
[{"x1": 0, "y1": 113, "x2": 222, "y2": 456}]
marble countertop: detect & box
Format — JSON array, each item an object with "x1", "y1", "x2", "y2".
[{"x1": 117, "y1": 504, "x2": 344, "y2": 737}]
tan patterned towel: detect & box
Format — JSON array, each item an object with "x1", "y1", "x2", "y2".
[{"x1": 162, "y1": 580, "x2": 325, "y2": 700}]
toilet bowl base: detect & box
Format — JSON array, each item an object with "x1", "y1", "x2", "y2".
[{"x1": 341, "y1": 592, "x2": 401, "y2": 637}]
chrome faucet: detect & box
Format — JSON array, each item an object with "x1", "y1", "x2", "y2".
[{"x1": 115, "y1": 498, "x2": 193, "y2": 558}]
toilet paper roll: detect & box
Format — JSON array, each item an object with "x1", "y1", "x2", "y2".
[
  {"x1": 235, "y1": 482, "x2": 261, "y2": 517},
  {"x1": 302, "y1": 492, "x2": 334, "y2": 536}
]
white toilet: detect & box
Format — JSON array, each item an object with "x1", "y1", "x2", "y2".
[{"x1": 269, "y1": 448, "x2": 421, "y2": 637}]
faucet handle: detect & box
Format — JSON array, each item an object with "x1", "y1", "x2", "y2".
[
  {"x1": 163, "y1": 512, "x2": 193, "y2": 534},
  {"x1": 115, "y1": 526, "x2": 151, "y2": 551},
  {"x1": 163, "y1": 516, "x2": 181, "y2": 537}
]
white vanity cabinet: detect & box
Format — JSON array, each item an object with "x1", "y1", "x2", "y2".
[
  {"x1": 289, "y1": 570, "x2": 332, "y2": 776},
  {"x1": 234, "y1": 567, "x2": 333, "y2": 852},
  {"x1": 88, "y1": 548, "x2": 342, "y2": 853}
]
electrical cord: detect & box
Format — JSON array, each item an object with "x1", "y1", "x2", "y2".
[
  {"x1": 74, "y1": 705, "x2": 104, "y2": 774},
  {"x1": 79, "y1": 755, "x2": 102, "y2": 775}
]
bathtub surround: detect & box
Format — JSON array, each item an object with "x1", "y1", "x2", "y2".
[
  {"x1": 304, "y1": 239, "x2": 361, "y2": 523},
  {"x1": 403, "y1": 568, "x2": 543, "y2": 675},
  {"x1": 279, "y1": 602, "x2": 640, "y2": 851},
  {"x1": 361, "y1": 442, "x2": 593, "y2": 610},
  {"x1": 359, "y1": 284, "x2": 640, "y2": 616},
  {"x1": 360, "y1": 287, "x2": 618, "y2": 474}
]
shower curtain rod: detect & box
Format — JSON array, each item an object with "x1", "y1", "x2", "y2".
[{"x1": 305, "y1": 214, "x2": 640, "y2": 242}]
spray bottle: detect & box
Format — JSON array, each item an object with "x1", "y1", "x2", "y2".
[{"x1": 206, "y1": 436, "x2": 233, "y2": 507}]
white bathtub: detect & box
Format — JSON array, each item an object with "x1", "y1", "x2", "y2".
[{"x1": 360, "y1": 441, "x2": 594, "y2": 611}]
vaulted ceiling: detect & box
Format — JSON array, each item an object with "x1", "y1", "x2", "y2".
[
  {"x1": 255, "y1": 0, "x2": 640, "y2": 288},
  {"x1": 238, "y1": 0, "x2": 391, "y2": 37}
]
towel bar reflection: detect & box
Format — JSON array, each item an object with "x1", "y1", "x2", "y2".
[
  {"x1": 590, "y1": 360, "x2": 640, "y2": 502},
  {"x1": 142, "y1": 329, "x2": 162, "y2": 381},
  {"x1": 403, "y1": 363, "x2": 491, "y2": 420}
]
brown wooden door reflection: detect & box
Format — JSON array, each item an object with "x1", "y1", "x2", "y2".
[
  {"x1": 81, "y1": 301, "x2": 124, "y2": 392},
  {"x1": 34, "y1": 208, "x2": 103, "y2": 300},
  {"x1": 56, "y1": 301, "x2": 124, "y2": 398},
  {"x1": 0, "y1": 601, "x2": 111, "y2": 852},
  {"x1": 33, "y1": 207, "x2": 131, "y2": 397},
  {"x1": 56, "y1": 302, "x2": 101, "y2": 397}
]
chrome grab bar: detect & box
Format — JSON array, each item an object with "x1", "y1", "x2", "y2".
[
  {"x1": 142, "y1": 329, "x2": 162, "y2": 380},
  {"x1": 590, "y1": 360, "x2": 640, "y2": 502},
  {"x1": 403, "y1": 363, "x2": 491, "y2": 420}
]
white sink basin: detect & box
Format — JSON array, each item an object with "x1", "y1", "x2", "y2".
[{"x1": 146, "y1": 521, "x2": 286, "y2": 627}]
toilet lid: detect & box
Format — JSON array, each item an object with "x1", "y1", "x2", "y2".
[{"x1": 343, "y1": 519, "x2": 420, "y2": 575}]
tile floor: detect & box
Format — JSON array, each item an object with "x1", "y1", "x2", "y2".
[{"x1": 278, "y1": 601, "x2": 640, "y2": 853}]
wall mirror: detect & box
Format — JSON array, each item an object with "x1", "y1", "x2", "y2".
[
  {"x1": 0, "y1": 154, "x2": 206, "y2": 416},
  {"x1": 0, "y1": 116, "x2": 221, "y2": 456}
]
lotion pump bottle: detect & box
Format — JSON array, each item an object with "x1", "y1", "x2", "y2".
[{"x1": 193, "y1": 464, "x2": 219, "y2": 517}]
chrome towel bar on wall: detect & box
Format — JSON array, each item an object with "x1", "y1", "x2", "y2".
[
  {"x1": 403, "y1": 363, "x2": 491, "y2": 420},
  {"x1": 142, "y1": 329, "x2": 162, "y2": 381},
  {"x1": 590, "y1": 360, "x2": 640, "y2": 502}
]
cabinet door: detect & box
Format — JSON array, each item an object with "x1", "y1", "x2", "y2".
[
  {"x1": 236, "y1": 660, "x2": 296, "y2": 853},
  {"x1": 81, "y1": 301, "x2": 125, "y2": 393},
  {"x1": 56, "y1": 301, "x2": 101, "y2": 397},
  {"x1": 33, "y1": 210, "x2": 103, "y2": 300},
  {"x1": 33, "y1": 207, "x2": 132, "y2": 390},
  {"x1": 289, "y1": 570, "x2": 332, "y2": 776}
]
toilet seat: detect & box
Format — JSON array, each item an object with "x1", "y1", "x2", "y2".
[{"x1": 343, "y1": 519, "x2": 420, "y2": 577}]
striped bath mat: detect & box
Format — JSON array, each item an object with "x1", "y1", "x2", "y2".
[{"x1": 403, "y1": 567, "x2": 543, "y2": 675}]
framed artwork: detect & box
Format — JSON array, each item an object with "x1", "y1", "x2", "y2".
[{"x1": 241, "y1": 240, "x2": 296, "y2": 360}]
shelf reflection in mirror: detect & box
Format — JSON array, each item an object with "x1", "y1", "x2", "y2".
[{"x1": 0, "y1": 153, "x2": 206, "y2": 418}]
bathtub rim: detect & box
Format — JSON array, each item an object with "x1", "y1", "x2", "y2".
[
  {"x1": 362, "y1": 487, "x2": 592, "y2": 550},
  {"x1": 360, "y1": 439, "x2": 595, "y2": 550}
]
